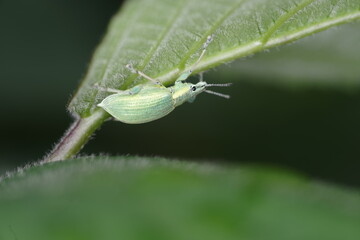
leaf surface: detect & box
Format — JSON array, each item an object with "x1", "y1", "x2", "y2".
[{"x1": 68, "y1": 0, "x2": 360, "y2": 117}]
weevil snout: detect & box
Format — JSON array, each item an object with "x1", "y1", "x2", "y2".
[{"x1": 195, "y1": 81, "x2": 207, "y2": 89}]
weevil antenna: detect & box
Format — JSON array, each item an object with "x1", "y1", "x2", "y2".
[
  {"x1": 206, "y1": 83, "x2": 232, "y2": 87},
  {"x1": 125, "y1": 64, "x2": 162, "y2": 86},
  {"x1": 205, "y1": 90, "x2": 230, "y2": 99}
]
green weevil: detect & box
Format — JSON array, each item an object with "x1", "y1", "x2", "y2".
[{"x1": 96, "y1": 35, "x2": 231, "y2": 124}]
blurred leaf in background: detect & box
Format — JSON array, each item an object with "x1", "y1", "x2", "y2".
[{"x1": 1, "y1": 157, "x2": 359, "y2": 240}]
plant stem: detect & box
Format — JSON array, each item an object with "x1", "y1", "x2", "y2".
[{"x1": 43, "y1": 110, "x2": 109, "y2": 163}]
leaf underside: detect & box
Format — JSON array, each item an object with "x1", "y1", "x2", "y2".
[
  {"x1": 68, "y1": 0, "x2": 360, "y2": 118},
  {"x1": 218, "y1": 21, "x2": 360, "y2": 88},
  {"x1": 1, "y1": 156, "x2": 360, "y2": 239}
]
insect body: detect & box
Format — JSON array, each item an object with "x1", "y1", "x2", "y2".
[{"x1": 97, "y1": 35, "x2": 231, "y2": 124}]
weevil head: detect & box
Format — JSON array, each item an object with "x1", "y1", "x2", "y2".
[
  {"x1": 172, "y1": 81, "x2": 207, "y2": 107},
  {"x1": 173, "y1": 81, "x2": 231, "y2": 107},
  {"x1": 189, "y1": 81, "x2": 207, "y2": 97},
  {"x1": 186, "y1": 81, "x2": 207, "y2": 103},
  {"x1": 188, "y1": 81, "x2": 232, "y2": 100}
]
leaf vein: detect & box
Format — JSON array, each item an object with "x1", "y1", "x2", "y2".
[{"x1": 261, "y1": 0, "x2": 317, "y2": 45}]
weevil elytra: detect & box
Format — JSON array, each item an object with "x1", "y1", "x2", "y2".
[{"x1": 96, "y1": 35, "x2": 231, "y2": 124}]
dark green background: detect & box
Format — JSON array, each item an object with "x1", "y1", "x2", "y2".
[{"x1": 0, "y1": 0, "x2": 359, "y2": 187}]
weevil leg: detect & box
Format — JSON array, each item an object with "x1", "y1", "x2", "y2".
[
  {"x1": 192, "y1": 35, "x2": 213, "y2": 71},
  {"x1": 175, "y1": 35, "x2": 213, "y2": 83},
  {"x1": 93, "y1": 83, "x2": 124, "y2": 94},
  {"x1": 199, "y1": 72, "x2": 204, "y2": 82},
  {"x1": 94, "y1": 83, "x2": 142, "y2": 96},
  {"x1": 128, "y1": 85, "x2": 142, "y2": 95},
  {"x1": 126, "y1": 64, "x2": 163, "y2": 87}
]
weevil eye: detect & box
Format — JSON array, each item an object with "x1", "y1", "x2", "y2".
[{"x1": 191, "y1": 86, "x2": 196, "y2": 91}]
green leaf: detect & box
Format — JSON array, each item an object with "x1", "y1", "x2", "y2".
[
  {"x1": 1, "y1": 156, "x2": 359, "y2": 239},
  {"x1": 68, "y1": 0, "x2": 360, "y2": 118},
  {"x1": 217, "y1": 21, "x2": 360, "y2": 88}
]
